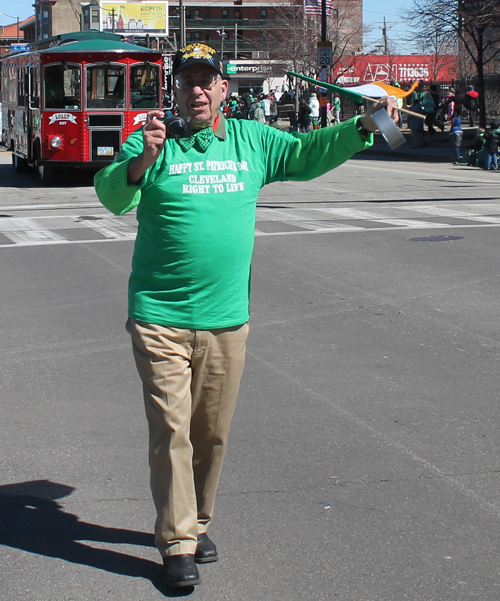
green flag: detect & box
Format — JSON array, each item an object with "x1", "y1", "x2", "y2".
[{"x1": 286, "y1": 71, "x2": 365, "y2": 103}]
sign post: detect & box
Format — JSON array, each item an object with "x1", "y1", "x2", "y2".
[{"x1": 317, "y1": 41, "x2": 332, "y2": 128}]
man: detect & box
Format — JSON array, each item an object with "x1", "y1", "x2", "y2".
[
  {"x1": 94, "y1": 43, "x2": 396, "y2": 589},
  {"x1": 465, "y1": 85, "x2": 479, "y2": 127}
]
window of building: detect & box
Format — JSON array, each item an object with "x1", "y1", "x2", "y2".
[
  {"x1": 205, "y1": 33, "x2": 211, "y2": 42},
  {"x1": 333, "y1": 8, "x2": 339, "y2": 18},
  {"x1": 185, "y1": 9, "x2": 191, "y2": 19},
  {"x1": 235, "y1": 10, "x2": 241, "y2": 19},
  {"x1": 194, "y1": 9, "x2": 200, "y2": 19},
  {"x1": 204, "y1": 10, "x2": 210, "y2": 19},
  {"x1": 186, "y1": 32, "x2": 192, "y2": 41},
  {"x1": 194, "y1": 31, "x2": 201, "y2": 40},
  {"x1": 43, "y1": 10, "x2": 49, "y2": 24},
  {"x1": 92, "y1": 9, "x2": 99, "y2": 22},
  {"x1": 261, "y1": 9, "x2": 267, "y2": 18},
  {"x1": 222, "y1": 9, "x2": 228, "y2": 18}
]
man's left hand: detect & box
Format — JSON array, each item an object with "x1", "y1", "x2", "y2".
[{"x1": 360, "y1": 97, "x2": 398, "y2": 133}]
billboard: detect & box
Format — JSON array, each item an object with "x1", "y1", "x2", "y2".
[
  {"x1": 332, "y1": 55, "x2": 458, "y2": 85},
  {"x1": 100, "y1": 2, "x2": 168, "y2": 36}
]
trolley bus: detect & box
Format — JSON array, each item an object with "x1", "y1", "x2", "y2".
[{"x1": 1, "y1": 31, "x2": 167, "y2": 184}]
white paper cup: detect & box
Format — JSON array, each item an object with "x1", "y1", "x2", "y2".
[{"x1": 371, "y1": 108, "x2": 405, "y2": 150}]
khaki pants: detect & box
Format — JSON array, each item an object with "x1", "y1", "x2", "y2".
[{"x1": 126, "y1": 318, "x2": 249, "y2": 557}]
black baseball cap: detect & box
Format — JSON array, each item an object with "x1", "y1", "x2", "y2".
[{"x1": 173, "y1": 43, "x2": 223, "y2": 77}]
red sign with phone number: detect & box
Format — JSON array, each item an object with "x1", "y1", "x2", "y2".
[{"x1": 332, "y1": 54, "x2": 458, "y2": 85}]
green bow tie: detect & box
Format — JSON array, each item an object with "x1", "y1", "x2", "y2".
[{"x1": 177, "y1": 127, "x2": 215, "y2": 152}]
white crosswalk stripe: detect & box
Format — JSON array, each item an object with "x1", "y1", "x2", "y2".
[{"x1": 1, "y1": 203, "x2": 500, "y2": 247}]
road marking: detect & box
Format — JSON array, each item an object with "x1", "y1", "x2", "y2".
[
  {"x1": 3, "y1": 203, "x2": 500, "y2": 247},
  {"x1": 79, "y1": 217, "x2": 136, "y2": 239},
  {"x1": 399, "y1": 205, "x2": 500, "y2": 224},
  {"x1": 0, "y1": 217, "x2": 66, "y2": 244}
]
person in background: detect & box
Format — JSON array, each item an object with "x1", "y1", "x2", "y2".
[
  {"x1": 444, "y1": 88, "x2": 455, "y2": 130},
  {"x1": 332, "y1": 93, "x2": 341, "y2": 124},
  {"x1": 449, "y1": 117, "x2": 463, "y2": 165},
  {"x1": 422, "y1": 90, "x2": 437, "y2": 135},
  {"x1": 408, "y1": 98, "x2": 425, "y2": 148},
  {"x1": 309, "y1": 92, "x2": 320, "y2": 129},
  {"x1": 298, "y1": 97, "x2": 312, "y2": 133},
  {"x1": 465, "y1": 85, "x2": 479, "y2": 127},
  {"x1": 253, "y1": 97, "x2": 266, "y2": 124},
  {"x1": 483, "y1": 121, "x2": 500, "y2": 171}
]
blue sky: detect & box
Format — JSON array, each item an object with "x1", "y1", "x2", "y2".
[
  {"x1": 0, "y1": 0, "x2": 34, "y2": 24},
  {"x1": 364, "y1": 0, "x2": 416, "y2": 54},
  {"x1": 2, "y1": 0, "x2": 417, "y2": 54}
]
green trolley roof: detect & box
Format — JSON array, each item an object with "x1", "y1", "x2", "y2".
[{"x1": 41, "y1": 38, "x2": 161, "y2": 55}]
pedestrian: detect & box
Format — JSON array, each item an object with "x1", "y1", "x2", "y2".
[
  {"x1": 298, "y1": 97, "x2": 312, "y2": 133},
  {"x1": 444, "y1": 88, "x2": 455, "y2": 130},
  {"x1": 252, "y1": 98, "x2": 265, "y2": 124},
  {"x1": 422, "y1": 91, "x2": 436, "y2": 135},
  {"x1": 408, "y1": 99, "x2": 425, "y2": 148},
  {"x1": 309, "y1": 92, "x2": 320, "y2": 129},
  {"x1": 332, "y1": 93, "x2": 341, "y2": 124},
  {"x1": 483, "y1": 121, "x2": 500, "y2": 170},
  {"x1": 94, "y1": 42, "x2": 397, "y2": 591},
  {"x1": 464, "y1": 85, "x2": 479, "y2": 127},
  {"x1": 449, "y1": 117, "x2": 463, "y2": 164}
]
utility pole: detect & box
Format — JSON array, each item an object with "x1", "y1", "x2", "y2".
[
  {"x1": 179, "y1": 0, "x2": 186, "y2": 47},
  {"x1": 383, "y1": 17, "x2": 388, "y2": 54},
  {"x1": 320, "y1": 0, "x2": 327, "y2": 129}
]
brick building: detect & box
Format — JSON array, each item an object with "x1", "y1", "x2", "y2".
[
  {"x1": 0, "y1": 17, "x2": 36, "y2": 55},
  {"x1": 33, "y1": 0, "x2": 82, "y2": 40}
]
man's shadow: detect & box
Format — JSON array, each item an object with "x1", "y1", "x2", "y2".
[{"x1": 0, "y1": 480, "x2": 194, "y2": 597}]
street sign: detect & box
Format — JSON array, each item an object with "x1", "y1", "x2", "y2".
[
  {"x1": 11, "y1": 43, "x2": 29, "y2": 52},
  {"x1": 317, "y1": 41, "x2": 332, "y2": 67}
]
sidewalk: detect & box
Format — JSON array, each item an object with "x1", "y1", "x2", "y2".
[
  {"x1": 362, "y1": 125, "x2": 480, "y2": 163},
  {"x1": 276, "y1": 118, "x2": 480, "y2": 164}
]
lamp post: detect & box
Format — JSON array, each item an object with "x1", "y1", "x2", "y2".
[{"x1": 0, "y1": 13, "x2": 20, "y2": 43}]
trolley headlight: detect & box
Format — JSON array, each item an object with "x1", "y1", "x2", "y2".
[{"x1": 49, "y1": 136, "x2": 62, "y2": 149}]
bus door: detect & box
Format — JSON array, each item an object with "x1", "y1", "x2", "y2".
[{"x1": 27, "y1": 64, "x2": 41, "y2": 162}]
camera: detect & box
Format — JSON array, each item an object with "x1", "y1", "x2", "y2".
[{"x1": 163, "y1": 116, "x2": 192, "y2": 139}]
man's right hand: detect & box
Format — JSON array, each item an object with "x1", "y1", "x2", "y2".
[{"x1": 128, "y1": 110, "x2": 166, "y2": 185}]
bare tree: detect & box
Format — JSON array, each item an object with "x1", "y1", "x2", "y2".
[
  {"x1": 401, "y1": 0, "x2": 500, "y2": 127},
  {"x1": 261, "y1": 0, "x2": 366, "y2": 83}
]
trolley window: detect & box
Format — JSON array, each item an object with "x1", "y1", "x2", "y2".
[
  {"x1": 129, "y1": 63, "x2": 160, "y2": 109},
  {"x1": 86, "y1": 63, "x2": 125, "y2": 109},
  {"x1": 44, "y1": 63, "x2": 81, "y2": 110}
]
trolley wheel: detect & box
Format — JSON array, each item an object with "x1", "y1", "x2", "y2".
[
  {"x1": 12, "y1": 153, "x2": 28, "y2": 174},
  {"x1": 39, "y1": 164, "x2": 54, "y2": 186}
]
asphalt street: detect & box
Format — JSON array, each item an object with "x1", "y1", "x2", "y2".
[{"x1": 1, "y1": 147, "x2": 500, "y2": 601}]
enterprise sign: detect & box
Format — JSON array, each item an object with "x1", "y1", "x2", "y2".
[{"x1": 225, "y1": 62, "x2": 285, "y2": 76}]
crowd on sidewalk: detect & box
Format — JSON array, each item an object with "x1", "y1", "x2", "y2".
[{"x1": 164, "y1": 81, "x2": 499, "y2": 170}]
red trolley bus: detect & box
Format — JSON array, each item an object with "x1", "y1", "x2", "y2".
[{"x1": 1, "y1": 31, "x2": 166, "y2": 184}]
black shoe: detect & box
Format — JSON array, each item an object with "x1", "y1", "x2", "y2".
[
  {"x1": 163, "y1": 554, "x2": 200, "y2": 588},
  {"x1": 195, "y1": 533, "x2": 218, "y2": 563}
]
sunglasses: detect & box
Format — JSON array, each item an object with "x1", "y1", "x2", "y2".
[{"x1": 174, "y1": 74, "x2": 221, "y2": 91}]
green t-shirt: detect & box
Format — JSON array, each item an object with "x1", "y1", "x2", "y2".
[{"x1": 94, "y1": 115, "x2": 371, "y2": 329}]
